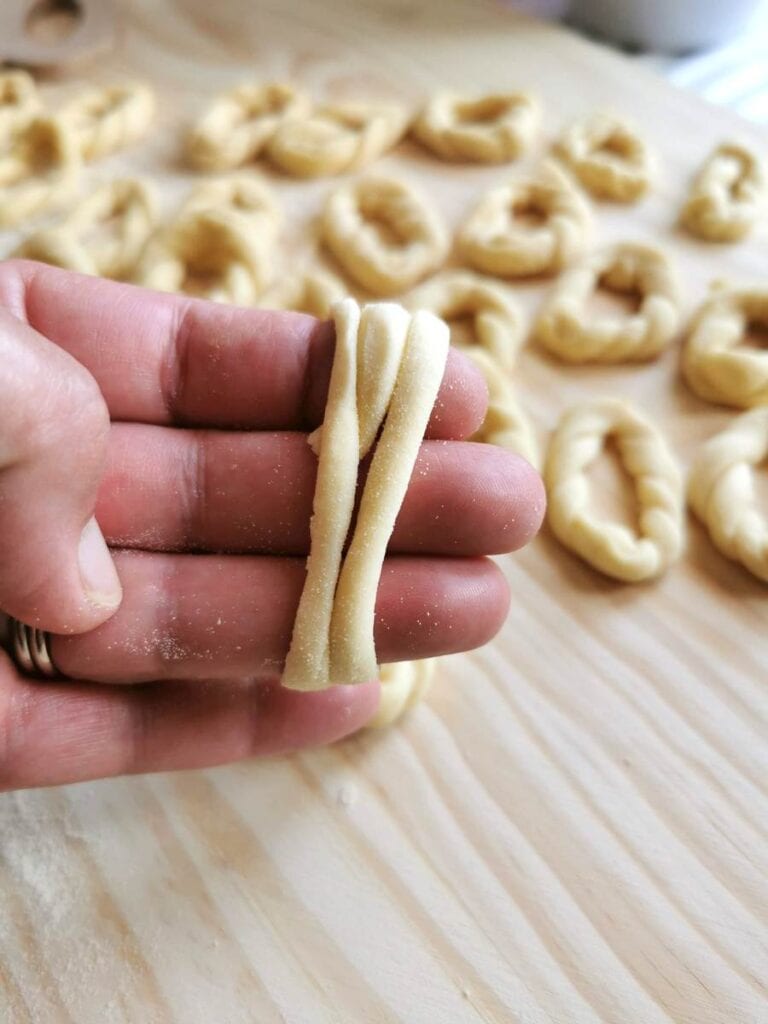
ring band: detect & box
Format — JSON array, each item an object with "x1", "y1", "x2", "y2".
[{"x1": 9, "y1": 619, "x2": 59, "y2": 679}]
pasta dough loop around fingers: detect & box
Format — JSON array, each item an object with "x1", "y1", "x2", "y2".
[
  {"x1": 61, "y1": 83, "x2": 155, "y2": 161},
  {"x1": 0, "y1": 70, "x2": 41, "y2": 131},
  {"x1": 555, "y1": 113, "x2": 653, "y2": 202},
  {"x1": 545, "y1": 398, "x2": 684, "y2": 582},
  {"x1": 535, "y1": 242, "x2": 681, "y2": 363},
  {"x1": 681, "y1": 143, "x2": 766, "y2": 243},
  {"x1": 412, "y1": 91, "x2": 540, "y2": 163},
  {"x1": 682, "y1": 286, "x2": 768, "y2": 409},
  {"x1": 0, "y1": 114, "x2": 81, "y2": 228},
  {"x1": 688, "y1": 407, "x2": 768, "y2": 582}
]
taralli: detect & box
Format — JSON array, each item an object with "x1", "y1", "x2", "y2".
[
  {"x1": 682, "y1": 285, "x2": 768, "y2": 408},
  {"x1": 181, "y1": 173, "x2": 281, "y2": 236},
  {"x1": 457, "y1": 161, "x2": 591, "y2": 278},
  {"x1": 681, "y1": 142, "x2": 766, "y2": 243},
  {"x1": 466, "y1": 347, "x2": 539, "y2": 467},
  {"x1": 545, "y1": 398, "x2": 683, "y2": 582},
  {"x1": 555, "y1": 113, "x2": 653, "y2": 202},
  {"x1": 14, "y1": 177, "x2": 156, "y2": 279},
  {"x1": 0, "y1": 115, "x2": 80, "y2": 228},
  {"x1": 267, "y1": 102, "x2": 408, "y2": 177},
  {"x1": 411, "y1": 91, "x2": 540, "y2": 163},
  {"x1": 0, "y1": 70, "x2": 41, "y2": 130},
  {"x1": 186, "y1": 82, "x2": 309, "y2": 171},
  {"x1": 688, "y1": 407, "x2": 768, "y2": 582},
  {"x1": 367, "y1": 659, "x2": 438, "y2": 728},
  {"x1": 263, "y1": 267, "x2": 347, "y2": 318},
  {"x1": 283, "y1": 299, "x2": 450, "y2": 691},
  {"x1": 61, "y1": 83, "x2": 155, "y2": 161},
  {"x1": 322, "y1": 176, "x2": 448, "y2": 295},
  {"x1": 535, "y1": 242, "x2": 680, "y2": 363}
]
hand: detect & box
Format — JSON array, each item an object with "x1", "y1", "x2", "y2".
[{"x1": 0, "y1": 260, "x2": 544, "y2": 790}]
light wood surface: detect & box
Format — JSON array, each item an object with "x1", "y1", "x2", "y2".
[{"x1": 1, "y1": 1, "x2": 767, "y2": 1022}]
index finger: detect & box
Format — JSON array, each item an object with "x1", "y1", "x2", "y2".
[{"x1": 0, "y1": 260, "x2": 487, "y2": 438}]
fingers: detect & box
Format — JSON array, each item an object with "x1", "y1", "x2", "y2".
[
  {"x1": 0, "y1": 308, "x2": 122, "y2": 634},
  {"x1": 52, "y1": 551, "x2": 510, "y2": 683},
  {"x1": 0, "y1": 653, "x2": 379, "y2": 790},
  {"x1": 96, "y1": 425, "x2": 546, "y2": 556},
  {"x1": 1, "y1": 261, "x2": 487, "y2": 438}
]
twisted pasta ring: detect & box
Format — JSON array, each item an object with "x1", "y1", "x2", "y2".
[
  {"x1": 681, "y1": 142, "x2": 766, "y2": 243},
  {"x1": 682, "y1": 285, "x2": 768, "y2": 408},
  {"x1": 458, "y1": 161, "x2": 591, "y2": 278},
  {"x1": 322, "y1": 175, "x2": 448, "y2": 295},
  {"x1": 263, "y1": 266, "x2": 347, "y2": 318},
  {"x1": 61, "y1": 83, "x2": 155, "y2": 161},
  {"x1": 181, "y1": 173, "x2": 281, "y2": 238},
  {"x1": 555, "y1": 112, "x2": 653, "y2": 202},
  {"x1": 465, "y1": 347, "x2": 539, "y2": 467},
  {"x1": 0, "y1": 114, "x2": 80, "y2": 228},
  {"x1": 0, "y1": 70, "x2": 41, "y2": 130},
  {"x1": 688, "y1": 407, "x2": 768, "y2": 582},
  {"x1": 535, "y1": 242, "x2": 680, "y2": 363},
  {"x1": 367, "y1": 659, "x2": 437, "y2": 728},
  {"x1": 411, "y1": 91, "x2": 540, "y2": 163},
  {"x1": 545, "y1": 398, "x2": 683, "y2": 582}
]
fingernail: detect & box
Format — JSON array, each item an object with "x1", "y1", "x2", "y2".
[{"x1": 78, "y1": 517, "x2": 122, "y2": 609}]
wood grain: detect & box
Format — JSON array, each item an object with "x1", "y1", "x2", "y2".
[{"x1": 1, "y1": 1, "x2": 767, "y2": 1022}]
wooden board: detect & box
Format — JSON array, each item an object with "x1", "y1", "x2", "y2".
[{"x1": 1, "y1": 1, "x2": 767, "y2": 1021}]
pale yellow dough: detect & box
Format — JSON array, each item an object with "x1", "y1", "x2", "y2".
[
  {"x1": 367, "y1": 659, "x2": 437, "y2": 729},
  {"x1": 688, "y1": 407, "x2": 768, "y2": 582},
  {"x1": 0, "y1": 115, "x2": 80, "y2": 228},
  {"x1": 181, "y1": 173, "x2": 281, "y2": 234},
  {"x1": 683, "y1": 285, "x2": 768, "y2": 409},
  {"x1": 322, "y1": 176, "x2": 448, "y2": 295},
  {"x1": 545, "y1": 398, "x2": 683, "y2": 582},
  {"x1": 464, "y1": 347, "x2": 539, "y2": 468},
  {"x1": 61, "y1": 83, "x2": 155, "y2": 161},
  {"x1": 0, "y1": 71, "x2": 41, "y2": 131},
  {"x1": 262, "y1": 267, "x2": 347, "y2": 318},
  {"x1": 535, "y1": 242, "x2": 680, "y2": 363},
  {"x1": 283, "y1": 299, "x2": 449, "y2": 692},
  {"x1": 458, "y1": 161, "x2": 591, "y2": 278},
  {"x1": 555, "y1": 113, "x2": 653, "y2": 202},
  {"x1": 681, "y1": 142, "x2": 766, "y2": 243},
  {"x1": 412, "y1": 91, "x2": 540, "y2": 163}
]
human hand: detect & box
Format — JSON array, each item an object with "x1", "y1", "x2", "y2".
[{"x1": 0, "y1": 260, "x2": 544, "y2": 790}]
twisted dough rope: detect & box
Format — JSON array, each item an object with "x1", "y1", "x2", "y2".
[
  {"x1": 0, "y1": 70, "x2": 41, "y2": 131},
  {"x1": 535, "y1": 242, "x2": 681, "y2": 363},
  {"x1": 555, "y1": 112, "x2": 653, "y2": 202},
  {"x1": 0, "y1": 114, "x2": 80, "y2": 228},
  {"x1": 262, "y1": 266, "x2": 347, "y2": 318},
  {"x1": 322, "y1": 175, "x2": 448, "y2": 295},
  {"x1": 14, "y1": 178, "x2": 157, "y2": 279},
  {"x1": 180, "y1": 172, "x2": 281, "y2": 234},
  {"x1": 411, "y1": 91, "x2": 540, "y2": 163},
  {"x1": 283, "y1": 299, "x2": 450, "y2": 691},
  {"x1": 464, "y1": 347, "x2": 539, "y2": 468},
  {"x1": 458, "y1": 161, "x2": 592, "y2": 278},
  {"x1": 267, "y1": 102, "x2": 408, "y2": 177},
  {"x1": 680, "y1": 142, "x2": 766, "y2": 243},
  {"x1": 688, "y1": 407, "x2": 768, "y2": 583},
  {"x1": 682, "y1": 285, "x2": 768, "y2": 409},
  {"x1": 545, "y1": 398, "x2": 683, "y2": 582},
  {"x1": 61, "y1": 83, "x2": 155, "y2": 162},
  {"x1": 187, "y1": 82, "x2": 309, "y2": 172}
]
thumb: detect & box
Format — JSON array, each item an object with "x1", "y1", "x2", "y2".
[{"x1": 0, "y1": 307, "x2": 122, "y2": 633}]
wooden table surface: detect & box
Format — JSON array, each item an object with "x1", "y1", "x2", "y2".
[{"x1": 1, "y1": 1, "x2": 767, "y2": 1022}]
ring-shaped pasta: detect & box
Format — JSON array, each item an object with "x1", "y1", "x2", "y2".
[
  {"x1": 545, "y1": 398, "x2": 684, "y2": 582},
  {"x1": 263, "y1": 267, "x2": 347, "y2": 318},
  {"x1": 0, "y1": 70, "x2": 41, "y2": 130},
  {"x1": 367, "y1": 659, "x2": 437, "y2": 728},
  {"x1": 688, "y1": 407, "x2": 768, "y2": 582},
  {"x1": 0, "y1": 114, "x2": 80, "y2": 228},
  {"x1": 181, "y1": 173, "x2": 281, "y2": 240},
  {"x1": 681, "y1": 142, "x2": 766, "y2": 243},
  {"x1": 61, "y1": 82, "x2": 155, "y2": 161},
  {"x1": 555, "y1": 112, "x2": 653, "y2": 202},
  {"x1": 411, "y1": 91, "x2": 540, "y2": 163}
]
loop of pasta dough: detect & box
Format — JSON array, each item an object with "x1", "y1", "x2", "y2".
[
  {"x1": 267, "y1": 102, "x2": 407, "y2": 177},
  {"x1": 0, "y1": 114, "x2": 80, "y2": 228},
  {"x1": 14, "y1": 178, "x2": 156, "y2": 279},
  {"x1": 555, "y1": 113, "x2": 653, "y2": 202},
  {"x1": 465, "y1": 347, "x2": 539, "y2": 468},
  {"x1": 681, "y1": 143, "x2": 766, "y2": 243},
  {"x1": 181, "y1": 172, "x2": 281, "y2": 235},
  {"x1": 545, "y1": 398, "x2": 683, "y2": 582},
  {"x1": 187, "y1": 82, "x2": 309, "y2": 171},
  {"x1": 367, "y1": 659, "x2": 437, "y2": 728},
  {"x1": 322, "y1": 176, "x2": 448, "y2": 295},
  {"x1": 411, "y1": 91, "x2": 540, "y2": 163},
  {"x1": 458, "y1": 161, "x2": 591, "y2": 278},
  {"x1": 283, "y1": 299, "x2": 450, "y2": 691},
  {"x1": 263, "y1": 267, "x2": 347, "y2": 318},
  {"x1": 682, "y1": 286, "x2": 768, "y2": 408},
  {"x1": 61, "y1": 83, "x2": 155, "y2": 161},
  {"x1": 0, "y1": 70, "x2": 41, "y2": 130},
  {"x1": 535, "y1": 242, "x2": 680, "y2": 363},
  {"x1": 688, "y1": 407, "x2": 768, "y2": 582}
]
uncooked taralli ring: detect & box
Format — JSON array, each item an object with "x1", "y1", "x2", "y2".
[
  {"x1": 680, "y1": 142, "x2": 766, "y2": 243},
  {"x1": 267, "y1": 102, "x2": 408, "y2": 177},
  {"x1": 0, "y1": 114, "x2": 80, "y2": 228},
  {"x1": 367, "y1": 659, "x2": 438, "y2": 728},
  {"x1": 0, "y1": 70, "x2": 41, "y2": 130},
  {"x1": 682, "y1": 285, "x2": 768, "y2": 408},
  {"x1": 322, "y1": 176, "x2": 448, "y2": 295},
  {"x1": 13, "y1": 177, "x2": 156, "y2": 279},
  {"x1": 688, "y1": 407, "x2": 768, "y2": 582},
  {"x1": 262, "y1": 267, "x2": 347, "y2": 318},
  {"x1": 535, "y1": 242, "x2": 680, "y2": 363},
  {"x1": 457, "y1": 161, "x2": 591, "y2": 278},
  {"x1": 411, "y1": 91, "x2": 540, "y2": 163},
  {"x1": 181, "y1": 173, "x2": 281, "y2": 236},
  {"x1": 555, "y1": 112, "x2": 653, "y2": 202},
  {"x1": 186, "y1": 82, "x2": 309, "y2": 171},
  {"x1": 61, "y1": 83, "x2": 155, "y2": 161},
  {"x1": 545, "y1": 398, "x2": 683, "y2": 582},
  {"x1": 465, "y1": 347, "x2": 539, "y2": 467}
]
